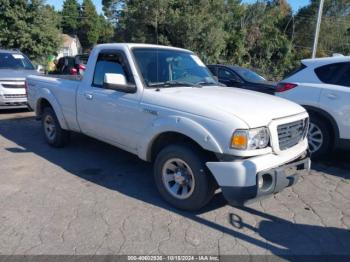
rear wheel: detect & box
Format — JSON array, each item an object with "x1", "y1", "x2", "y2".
[
  {"x1": 308, "y1": 114, "x2": 331, "y2": 158},
  {"x1": 154, "y1": 144, "x2": 216, "y2": 211},
  {"x1": 42, "y1": 107, "x2": 69, "y2": 147}
]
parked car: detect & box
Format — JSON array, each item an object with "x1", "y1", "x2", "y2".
[
  {"x1": 276, "y1": 56, "x2": 350, "y2": 158},
  {"x1": 208, "y1": 64, "x2": 276, "y2": 94},
  {"x1": 53, "y1": 55, "x2": 87, "y2": 76},
  {"x1": 75, "y1": 54, "x2": 89, "y2": 75},
  {"x1": 27, "y1": 43, "x2": 310, "y2": 211},
  {"x1": 0, "y1": 49, "x2": 39, "y2": 109}
]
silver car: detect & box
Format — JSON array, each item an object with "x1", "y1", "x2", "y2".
[{"x1": 0, "y1": 49, "x2": 39, "y2": 109}]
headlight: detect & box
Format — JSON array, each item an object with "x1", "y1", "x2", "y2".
[{"x1": 231, "y1": 127, "x2": 270, "y2": 150}]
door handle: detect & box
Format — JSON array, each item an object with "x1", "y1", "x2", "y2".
[
  {"x1": 84, "y1": 93, "x2": 93, "y2": 100},
  {"x1": 327, "y1": 93, "x2": 337, "y2": 100}
]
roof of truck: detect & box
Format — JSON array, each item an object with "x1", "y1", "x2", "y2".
[{"x1": 95, "y1": 43, "x2": 192, "y2": 53}]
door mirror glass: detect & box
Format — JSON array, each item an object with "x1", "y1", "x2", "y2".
[
  {"x1": 104, "y1": 73, "x2": 127, "y2": 86},
  {"x1": 103, "y1": 73, "x2": 137, "y2": 93}
]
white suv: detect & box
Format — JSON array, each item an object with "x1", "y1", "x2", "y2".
[{"x1": 276, "y1": 56, "x2": 350, "y2": 158}]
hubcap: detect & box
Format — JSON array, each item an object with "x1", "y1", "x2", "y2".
[
  {"x1": 44, "y1": 115, "x2": 56, "y2": 141},
  {"x1": 308, "y1": 122, "x2": 323, "y2": 153},
  {"x1": 161, "y1": 158, "x2": 195, "y2": 200}
]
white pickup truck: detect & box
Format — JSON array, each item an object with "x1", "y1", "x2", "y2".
[{"x1": 27, "y1": 43, "x2": 310, "y2": 210}]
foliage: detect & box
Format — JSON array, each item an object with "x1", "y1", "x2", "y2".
[
  {"x1": 60, "y1": 0, "x2": 115, "y2": 51},
  {"x1": 294, "y1": 0, "x2": 350, "y2": 58},
  {"x1": 61, "y1": 0, "x2": 80, "y2": 34},
  {"x1": 97, "y1": 15, "x2": 115, "y2": 44},
  {"x1": 0, "y1": 0, "x2": 61, "y2": 64},
  {"x1": 1, "y1": 0, "x2": 349, "y2": 80},
  {"x1": 108, "y1": 0, "x2": 227, "y2": 63},
  {"x1": 102, "y1": 0, "x2": 350, "y2": 80},
  {"x1": 240, "y1": 0, "x2": 296, "y2": 78},
  {"x1": 78, "y1": 0, "x2": 100, "y2": 50}
]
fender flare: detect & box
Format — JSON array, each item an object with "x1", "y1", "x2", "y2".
[
  {"x1": 303, "y1": 105, "x2": 340, "y2": 145},
  {"x1": 138, "y1": 116, "x2": 223, "y2": 161},
  {"x1": 36, "y1": 88, "x2": 69, "y2": 130}
]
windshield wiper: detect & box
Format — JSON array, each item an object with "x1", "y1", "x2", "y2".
[
  {"x1": 196, "y1": 81, "x2": 226, "y2": 87},
  {"x1": 148, "y1": 80, "x2": 201, "y2": 88}
]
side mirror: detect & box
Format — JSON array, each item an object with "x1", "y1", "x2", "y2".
[{"x1": 103, "y1": 73, "x2": 137, "y2": 93}]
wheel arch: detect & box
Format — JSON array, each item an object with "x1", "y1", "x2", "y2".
[
  {"x1": 36, "y1": 98, "x2": 52, "y2": 116},
  {"x1": 147, "y1": 131, "x2": 219, "y2": 163},
  {"x1": 303, "y1": 105, "x2": 340, "y2": 147},
  {"x1": 35, "y1": 93, "x2": 68, "y2": 130},
  {"x1": 139, "y1": 116, "x2": 223, "y2": 162}
]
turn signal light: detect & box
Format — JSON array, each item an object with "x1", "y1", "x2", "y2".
[{"x1": 231, "y1": 131, "x2": 248, "y2": 149}]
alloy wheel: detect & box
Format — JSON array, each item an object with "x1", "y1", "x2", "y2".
[
  {"x1": 308, "y1": 122, "x2": 323, "y2": 153},
  {"x1": 161, "y1": 158, "x2": 195, "y2": 200},
  {"x1": 44, "y1": 115, "x2": 56, "y2": 141}
]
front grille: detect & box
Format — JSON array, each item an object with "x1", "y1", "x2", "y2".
[
  {"x1": 277, "y1": 118, "x2": 308, "y2": 150},
  {"x1": 1, "y1": 83, "x2": 25, "y2": 89},
  {"x1": 4, "y1": 94, "x2": 26, "y2": 99}
]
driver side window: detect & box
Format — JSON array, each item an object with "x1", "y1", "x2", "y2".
[
  {"x1": 92, "y1": 52, "x2": 133, "y2": 87},
  {"x1": 218, "y1": 68, "x2": 239, "y2": 82}
]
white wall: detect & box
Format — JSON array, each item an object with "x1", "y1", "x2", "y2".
[{"x1": 57, "y1": 38, "x2": 82, "y2": 59}]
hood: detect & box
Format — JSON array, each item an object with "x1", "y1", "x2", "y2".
[
  {"x1": 0, "y1": 69, "x2": 39, "y2": 81},
  {"x1": 144, "y1": 86, "x2": 305, "y2": 127}
]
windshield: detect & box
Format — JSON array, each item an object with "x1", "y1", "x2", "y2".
[
  {"x1": 234, "y1": 67, "x2": 266, "y2": 82},
  {"x1": 132, "y1": 48, "x2": 217, "y2": 87},
  {"x1": 0, "y1": 53, "x2": 35, "y2": 70}
]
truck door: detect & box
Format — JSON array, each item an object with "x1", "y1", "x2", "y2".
[{"x1": 76, "y1": 50, "x2": 141, "y2": 151}]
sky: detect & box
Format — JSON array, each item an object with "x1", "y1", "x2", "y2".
[{"x1": 46, "y1": 0, "x2": 311, "y2": 15}]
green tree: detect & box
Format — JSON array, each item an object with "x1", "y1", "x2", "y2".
[
  {"x1": 164, "y1": 0, "x2": 228, "y2": 63},
  {"x1": 79, "y1": 0, "x2": 100, "y2": 50},
  {"x1": 102, "y1": 0, "x2": 350, "y2": 81},
  {"x1": 221, "y1": 0, "x2": 246, "y2": 64},
  {"x1": 61, "y1": 0, "x2": 80, "y2": 34},
  {"x1": 242, "y1": 1, "x2": 295, "y2": 79},
  {"x1": 97, "y1": 15, "x2": 115, "y2": 43},
  {"x1": 294, "y1": 0, "x2": 350, "y2": 57},
  {"x1": 105, "y1": 0, "x2": 227, "y2": 63},
  {"x1": 0, "y1": 0, "x2": 61, "y2": 64}
]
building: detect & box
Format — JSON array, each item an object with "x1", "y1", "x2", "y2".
[{"x1": 57, "y1": 34, "x2": 82, "y2": 58}]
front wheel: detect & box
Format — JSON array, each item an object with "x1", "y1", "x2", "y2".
[{"x1": 153, "y1": 144, "x2": 216, "y2": 211}]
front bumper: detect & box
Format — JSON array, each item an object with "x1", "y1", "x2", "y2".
[{"x1": 206, "y1": 149, "x2": 311, "y2": 206}]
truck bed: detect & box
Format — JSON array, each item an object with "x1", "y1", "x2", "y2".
[
  {"x1": 26, "y1": 74, "x2": 81, "y2": 132},
  {"x1": 45, "y1": 74, "x2": 83, "y2": 81}
]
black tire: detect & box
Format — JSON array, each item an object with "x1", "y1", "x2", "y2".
[
  {"x1": 42, "y1": 107, "x2": 69, "y2": 147},
  {"x1": 153, "y1": 144, "x2": 216, "y2": 211},
  {"x1": 308, "y1": 113, "x2": 332, "y2": 159}
]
